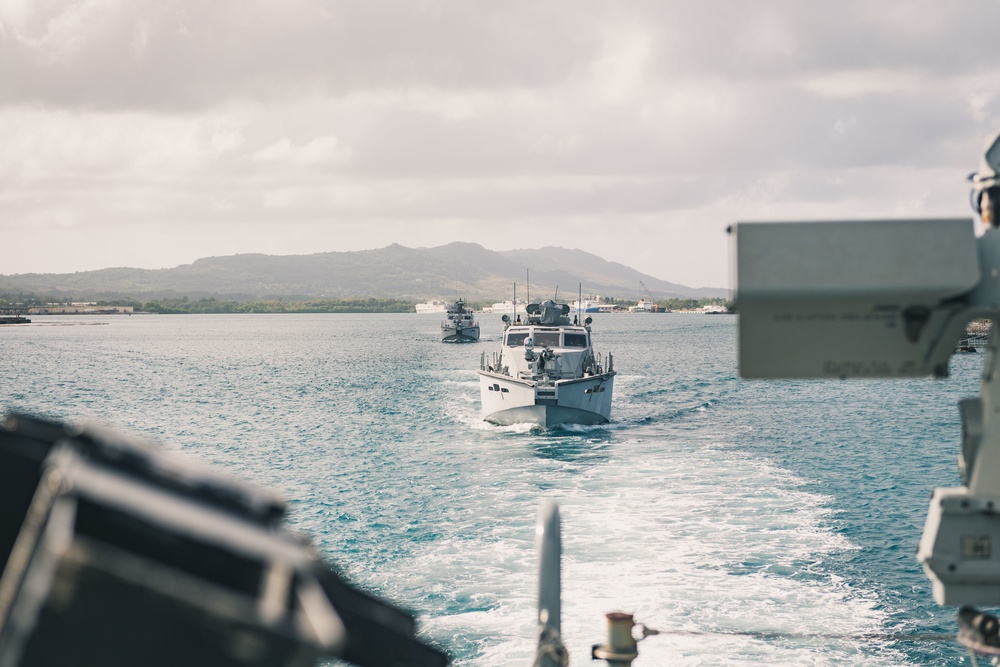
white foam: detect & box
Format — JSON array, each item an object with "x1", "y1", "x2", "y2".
[{"x1": 387, "y1": 438, "x2": 904, "y2": 666}]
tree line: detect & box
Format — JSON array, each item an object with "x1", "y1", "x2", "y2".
[
  {"x1": 655, "y1": 297, "x2": 730, "y2": 311},
  {"x1": 0, "y1": 293, "x2": 731, "y2": 314},
  {"x1": 136, "y1": 297, "x2": 417, "y2": 314},
  {"x1": 0, "y1": 294, "x2": 415, "y2": 314}
]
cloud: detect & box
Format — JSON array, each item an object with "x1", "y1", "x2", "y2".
[
  {"x1": 252, "y1": 135, "x2": 353, "y2": 166},
  {"x1": 0, "y1": 105, "x2": 247, "y2": 182},
  {"x1": 4, "y1": 0, "x2": 1000, "y2": 289}
]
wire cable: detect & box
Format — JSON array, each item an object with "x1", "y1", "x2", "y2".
[{"x1": 637, "y1": 626, "x2": 955, "y2": 645}]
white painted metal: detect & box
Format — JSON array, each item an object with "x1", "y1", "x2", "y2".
[{"x1": 479, "y1": 300, "x2": 614, "y2": 426}]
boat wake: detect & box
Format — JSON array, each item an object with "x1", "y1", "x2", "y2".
[{"x1": 371, "y1": 435, "x2": 903, "y2": 667}]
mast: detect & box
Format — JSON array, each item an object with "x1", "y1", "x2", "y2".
[{"x1": 534, "y1": 501, "x2": 563, "y2": 667}]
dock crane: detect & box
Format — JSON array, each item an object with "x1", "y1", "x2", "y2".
[{"x1": 636, "y1": 281, "x2": 658, "y2": 312}]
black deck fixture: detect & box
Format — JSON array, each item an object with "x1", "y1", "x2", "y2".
[{"x1": 0, "y1": 412, "x2": 448, "y2": 667}]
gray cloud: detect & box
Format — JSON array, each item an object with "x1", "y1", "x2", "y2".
[
  {"x1": 3, "y1": 0, "x2": 1000, "y2": 288},
  {"x1": 0, "y1": 0, "x2": 596, "y2": 109}
]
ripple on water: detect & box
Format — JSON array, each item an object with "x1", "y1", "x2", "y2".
[{"x1": 0, "y1": 313, "x2": 974, "y2": 665}]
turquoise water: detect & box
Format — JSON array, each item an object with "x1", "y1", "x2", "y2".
[{"x1": 0, "y1": 313, "x2": 982, "y2": 665}]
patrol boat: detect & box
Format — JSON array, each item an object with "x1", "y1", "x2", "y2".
[
  {"x1": 478, "y1": 299, "x2": 614, "y2": 426},
  {"x1": 441, "y1": 299, "x2": 480, "y2": 342}
]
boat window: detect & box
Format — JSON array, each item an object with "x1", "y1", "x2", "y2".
[
  {"x1": 563, "y1": 333, "x2": 588, "y2": 348},
  {"x1": 533, "y1": 332, "x2": 561, "y2": 347},
  {"x1": 506, "y1": 332, "x2": 529, "y2": 346}
]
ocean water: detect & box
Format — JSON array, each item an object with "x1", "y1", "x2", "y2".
[{"x1": 0, "y1": 312, "x2": 983, "y2": 665}]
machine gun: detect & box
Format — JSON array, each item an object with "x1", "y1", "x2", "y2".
[
  {"x1": 0, "y1": 412, "x2": 448, "y2": 667},
  {"x1": 731, "y1": 209, "x2": 1000, "y2": 655}
]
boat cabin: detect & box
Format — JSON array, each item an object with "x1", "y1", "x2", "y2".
[
  {"x1": 496, "y1": 325, "x2": 599, "y2": 380},
  {"x1": 503, "y1": 327, "x2": 590, "y2": 349}
]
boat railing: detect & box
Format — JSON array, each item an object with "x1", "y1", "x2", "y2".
[
  {"x1": 957, "y1": 320, "x2": 990, "y2": 352},
  {"x1": 588, "y1": 352, "x2": 611, "y2": 376},
  {"x1": 482, "y1": 351, "x2": 508, "y2": 375},
  {"x1": 957, "y1": 334, "x2": 988, "y2": 352}
]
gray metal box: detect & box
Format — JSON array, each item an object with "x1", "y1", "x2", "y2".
[{"x1": 733, "y1": 219, "x2": 980, "y2": 378}]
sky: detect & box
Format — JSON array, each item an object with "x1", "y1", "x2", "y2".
[{"x1": 3, "y1": 1, "x2": 1000, "y2": 290}]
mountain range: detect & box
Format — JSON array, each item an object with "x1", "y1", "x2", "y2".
[{"x1": 0, "y1": 243, "x2": 727, "y2": 302}]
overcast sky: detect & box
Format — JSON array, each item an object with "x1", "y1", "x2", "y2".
[{"x1": 3, "y1": 0, "x2": 1000, "y2": 289}]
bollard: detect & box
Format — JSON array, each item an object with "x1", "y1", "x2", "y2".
[{"x1": 591, "y1": 612, "x2": 638, "y2": 667}]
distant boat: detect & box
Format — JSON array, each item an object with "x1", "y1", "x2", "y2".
[
  {"x1": 415, "y1": 300, "x2": 448, "y2": 314},
  {"x1": 570, "y1": 296, "x2": 618, "y2": 313},
  {"x1": 629, "y1": 299, "x2": 659, "y2": 313},
  {"x1": 484, "y1": 300, "x2": 528, "y2": 316},
  {"x1": 0, "y1": 308, "x2": 30, "y2": 324},
  {"x1": 441, "y1": 299, "x2": 480, "y2": 343}
]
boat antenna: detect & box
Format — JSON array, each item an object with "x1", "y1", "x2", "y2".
[
  {"x1": 526, "y1": 269, "x2": 530, "y2": 305},
  {"x1": 513, "y1": 282, "x2": 517, "y2": 321},
  {"x1": 554, "y1": 285, "x2": 559, "y2": 301},
  {"x1": 578, "y1": 283, "x2": 582, "y2": 322}
]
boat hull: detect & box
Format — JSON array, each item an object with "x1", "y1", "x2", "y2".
[
  {"x1": 478, "y1": 371, "x2": 613, "y2": 427},
  {"x1": 442, "y1": 325, "x2": 480, "y2": 342}
]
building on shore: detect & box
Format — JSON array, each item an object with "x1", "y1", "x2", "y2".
[{"x1": 29, "y1": 303, "x2": 134, "y2": 315}]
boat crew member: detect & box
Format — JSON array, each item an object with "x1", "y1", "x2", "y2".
[
  {"x1": 979, "y1": 187, "x2": 1000, "y2": 228},
  {"x1": 970, "y1": 130, "x2": 1000, "y2": 229}
]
